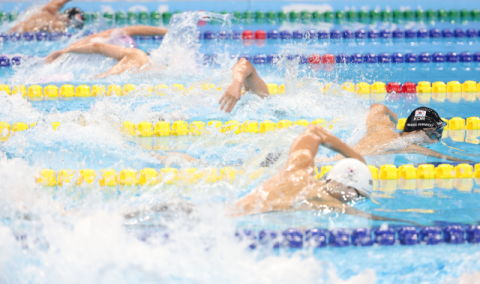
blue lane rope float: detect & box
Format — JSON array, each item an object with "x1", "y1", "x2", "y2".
[
  {"x1": 2, "y1": 51, "x2": 480, "y2": 67},
  {"x1": 232, "y1": 225, "x2": 480, "y2": 249},
  {"x1": 11, "y1": 225, "x2": 480, "y2": 251},
  {"x1": 2, "y1": 27, "x2": 480, "y2": 43}
]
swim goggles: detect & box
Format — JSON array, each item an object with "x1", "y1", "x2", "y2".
[{"x1": 423, "y1": 121, "x2": 447, "y2": 140}]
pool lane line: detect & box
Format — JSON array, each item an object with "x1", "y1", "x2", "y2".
[{"x1": 32, "y1": 162, "x2": 480, "y2": 188}]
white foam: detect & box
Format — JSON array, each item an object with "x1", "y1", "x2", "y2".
[
  {"x1": 444, "y1": 272, "x2": 480, "y2": 284},
  {"x1": 0, "y1": 11, "x2": 410, "y2": 283}
]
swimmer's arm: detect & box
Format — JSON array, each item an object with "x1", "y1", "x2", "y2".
[
  {"x1": 219, "y1": 58, "x2": 269, "y2": 113},
  {"x1": 231, "y1": 188, "x2": 293, "y2": 217},
  {"x1": 58, "y1": 26, "x2": 167, "y2": 52},
  {"x1": 46, "y1": 42, "x2": 132, "y2": 63},
  {"x1": 341, "y1": 205, "x2": 422, "y2": 226},
  {"x1": 390, "y1": 145, "x2": 474, "y2": 163},
  {"x1": 48, "y1": 42, "x2": 144, "y2": 77},
  {"x1": 8, "y1": 0, "x2": 70, "y2": 33},
  {"x1": 54, "y1": 29, "x2": 121, "y2": 52},
  {"x1": 287, "y1": 125, "x2": 366, "y2": 170},
  {"x1": 42, "y1": 0, "x2": 71, "y2": 14},
  {"x1": 305, "y1": 197, "x2": 422, "y2": 226},
  {"x1": 121, "y1": 26, "x2": 169, "y2": 37}
]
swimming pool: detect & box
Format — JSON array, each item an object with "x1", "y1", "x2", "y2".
[{"x1": 1, "y1": 1, "x2": 480, "y2": 283}]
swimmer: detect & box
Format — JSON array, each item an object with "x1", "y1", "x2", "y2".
[
  {"x1": 232, "y1": 124, "x2": 419, "y2": 226},
  {"x1": 149, "y1": 59, "x2": 269, "y2": 164},
  {"x1": 316, "y1": 104, "x2": 472, "y2": 163},
  {"x1": 153, "y1": 105, "x2": 470, "y2": 167},
  {"x1": 9, "y1": 0, "x2": 84, "y2": 33},
  {"x1": 45, "y1": 25, "x2": 168, "y2": 78}
]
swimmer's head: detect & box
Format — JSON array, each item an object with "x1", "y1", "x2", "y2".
[
  {"x1": 63, "y1": 7, "x2": 85, "y2": 29},
  {"x1": 402, "y1": 107, "x2": 446, "y2": 143},
  {"x1": 323, "y1": 158, "x2": 373, "y2": 203}
]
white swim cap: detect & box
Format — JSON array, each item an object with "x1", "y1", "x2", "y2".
[{"x1": 325, "y1": 158, "x2": 373, "y2": 198}]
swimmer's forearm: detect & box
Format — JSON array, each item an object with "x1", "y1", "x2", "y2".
[
  {"x1": 43, "y1": 0, "x2": 71, "y2": 14},
  {"x1": 287, "y1": 125, "x2": 365, "y2": 167},
  {"x1": 328, "y1": 142, "x2": 365, "y2": 164},
  {"x1": 64, "y1": 42, "x2": 128, "y2": 61},
  {"x1": 232, "y1": 58, "x2": 253, "y2": 85},
  {"x1": 344, "y1": 206, "x2": 422, "y2": 226},
  {"x1": 401, "y1": 145, "x2": 475, "y2": 163},
  {"x1": 311, "y1": 126, "x2": 366, "y2": 164},
  {"x1": 442, "y1": 155, "x2": 474, "y2": 163},
  {"x1": 233, "y1": 58, "x2": 269, "y2": 97},
  {"x1": 219, "y1": 58, "x2": 268, "y2": 112},
  {"x1": 368, "y1": 213, "x2": 422, "y2": 226},
  {"x1": 123, "y1": 26, "x2": 168, "y2": 36},
  {"x1": 63, "y1": 44, "x2": 104, "y2": 56}
]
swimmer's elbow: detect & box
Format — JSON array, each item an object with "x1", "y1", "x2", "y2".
[
  {"x1": 91, "y1": 42, "x2": 104, "y2": 50},
  {"x1": 302, "y1": 124, "x2": 329, "y2": 145},
  {"x1": 236, "y1": 58, "x2": 254, "y2": 71},
  {"x1": 306, "y1": 124, "x2": 328, "y2": 137},
  {"x1": 305, "y1": 124, "x2": 319, "y2": 133},
  {"x1": 237, "y1": 58, "x2": 250, "y2": 65}
]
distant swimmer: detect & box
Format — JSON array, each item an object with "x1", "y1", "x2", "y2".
[
  {"x1": 231, "y1": 124, "x2": 419, "y2": 225},
  {"x1": 9, "y1": 0, "x2": 84, "y2": 33},
  {"x1": 45, "y1": 25, "x2": 168, "y2": 78},
  {"x1": 221, "y1": 63, "x2": 468, "y2": 162},
  {"x1": 316, "y1": 104, "x2": 473, "y2": 163}
]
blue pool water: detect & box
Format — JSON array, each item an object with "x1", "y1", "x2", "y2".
[{"x1": 1, "y1": 1, "x2": 480, "y2": 283}]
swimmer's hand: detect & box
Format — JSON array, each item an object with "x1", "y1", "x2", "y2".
[
  {"x1": 220, "y1": 58, "x2": 269, "y2": 113},
  {"x1": 219, "y1": 81, "x2": 243, "y2": 113},
  {"x1": 45, "y1": 50, "x2": 65, "y2": 63}
]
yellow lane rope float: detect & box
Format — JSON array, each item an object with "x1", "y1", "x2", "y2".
[{"x1": 1, "y1": 80, "x2": 479, "y2": 102}]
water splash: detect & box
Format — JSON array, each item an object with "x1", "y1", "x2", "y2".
[{"x1": 2, "y1": 8, "x2": 476, "y2": 283}]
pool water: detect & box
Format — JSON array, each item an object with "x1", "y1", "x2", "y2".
[{"x1": 1, "y1": 2, "x2": 480, "y2": 284}]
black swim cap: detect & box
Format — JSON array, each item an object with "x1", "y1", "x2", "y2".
[
  {"x1": 64, "y1": 7, "x2": 85, "y2": 29},
  {"x1": 403, "y1": 107, "x2": 445, "y2": 132}
]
